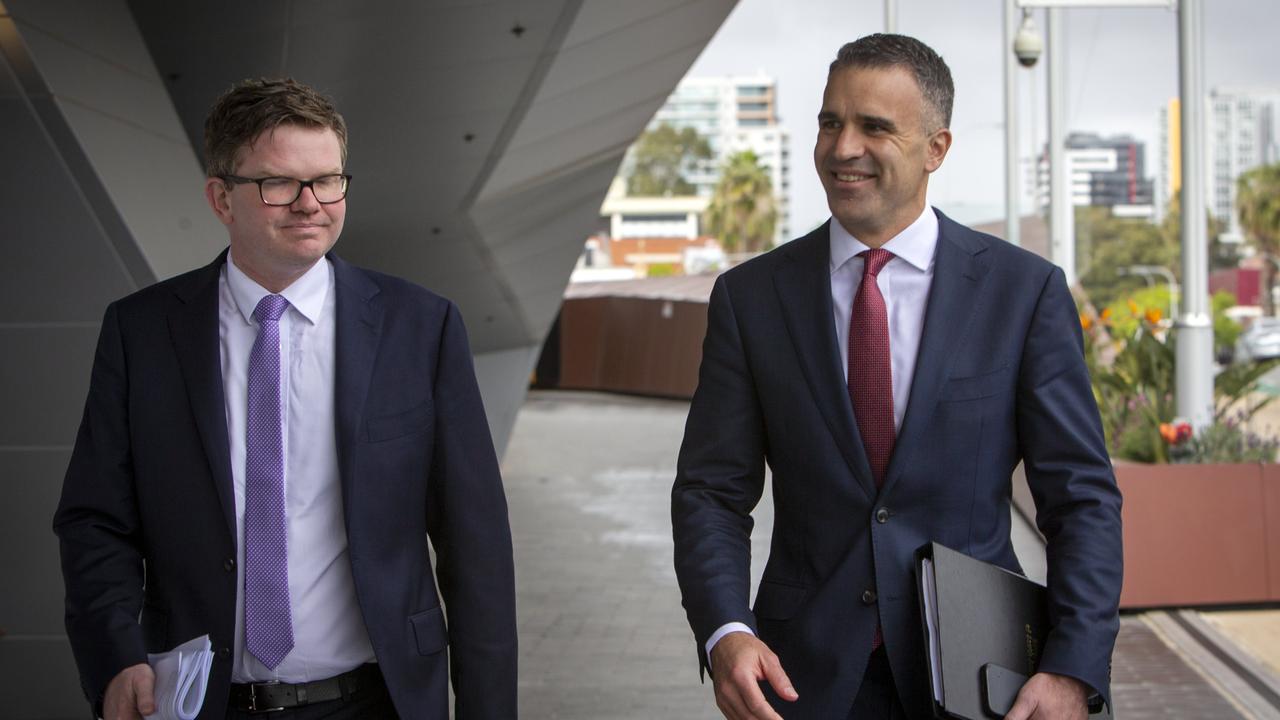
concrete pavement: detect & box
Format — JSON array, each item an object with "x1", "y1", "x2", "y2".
[{"x1": 503, "y1": 390, "x2": 1279, "y2": 719}]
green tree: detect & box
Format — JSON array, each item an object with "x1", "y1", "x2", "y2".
[
  {"x1": 626, "y1": 124, "x2": 711, "y2": 196},
  {"x1": 704, "y1": 151, "x2": 777, "y2": 254},
  {"x1": 1077, "y1": 198, "x2": 1228, "y2": 312},
  {"x1": 1237, "y1": 163, "x2": 1280, "y2": 313},
  {"x1": 1077, "y1": 207, "x2": 1179, "y2": 310}
]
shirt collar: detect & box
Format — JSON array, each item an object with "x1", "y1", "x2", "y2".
[
  {"x1": 829, "y1": 206, "x2": 939, "y2": 275},
  {"x1": 225, "y1": 254, "x2": 332, "y2": 326}
]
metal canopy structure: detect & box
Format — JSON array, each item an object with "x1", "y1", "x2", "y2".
[{"x1": 0, "y1": 1, "x2": 737, "y2": 713}]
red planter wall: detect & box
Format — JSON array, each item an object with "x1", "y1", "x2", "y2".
[{"x1": 1117, "y1": 462, "x2": 1280, "y2": 608}]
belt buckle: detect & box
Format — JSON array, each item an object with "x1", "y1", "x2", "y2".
[{"x1": 248, "y1": 680, "x2": 286, "y2": 713}]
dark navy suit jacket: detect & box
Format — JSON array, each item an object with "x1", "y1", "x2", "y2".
[
  {"x1": 54, "y1": 251, "x2": 517, "y2": 719},
  {"x1": 672, "y1": 211, "x2": 1122, "y2": 718}
]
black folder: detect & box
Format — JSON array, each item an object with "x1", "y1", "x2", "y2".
[{"x1": 915, "y1": 542, "x2": 1110, "y2": 719}]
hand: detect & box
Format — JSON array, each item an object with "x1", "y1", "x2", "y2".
[
  {"x1": 1005, "y1": 671, "x2": 1088, "y2": 720},
  {"x1": 709, "y1": 631, "x2": 799, "y2": 720},
  {"x1": 103, "y1": 663, "x2": 156, "y2": 720}
]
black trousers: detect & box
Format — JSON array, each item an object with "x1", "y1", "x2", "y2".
[{"x1": 848, "y1": 645, "x2": 910, "y2": 720}]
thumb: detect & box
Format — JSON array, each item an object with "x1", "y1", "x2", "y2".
[
  {"x1": 762, "y1": 653, "x2": 798, "y2": 702},
  {"x1": 1004, "y1": 689, "x2": 1036, "y2": 720},
  {"x1": 134, "y1": 666, "x2": 157, "y2": 716}
]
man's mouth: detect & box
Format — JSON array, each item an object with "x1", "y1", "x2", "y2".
[{"x1": 833, "y1": 171, "x2": 874, "y2": 183}]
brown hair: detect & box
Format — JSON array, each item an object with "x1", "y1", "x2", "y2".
[
  {"x1": 829, "y1": 34, "x2": 954, "y2": 131},
  {"x1": 203, "y1": 78, "x2": 348, "y2": 177}
]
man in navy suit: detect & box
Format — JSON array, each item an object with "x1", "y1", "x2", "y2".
[
  {"x1": 672, "y1": 35, "x2": 1122, "y2": 720},
  {"x1": 54, "y1": 78, "x2": 517, "y2": 719}
]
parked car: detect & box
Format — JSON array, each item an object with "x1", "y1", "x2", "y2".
[{"x1": 1235, "y1": 317, "x2": 1280, "y2": 363}]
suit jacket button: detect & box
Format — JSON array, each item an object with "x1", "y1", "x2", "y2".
[
  {"x1": 217, "y1": 647, "x2": 231, "y2": 659},
  {"x1": 875, "y1": 507, "x2": 890, "y2": 523},
  {"x1": 861, "y1": 589, "x2": 877, "y2": 605},
  {"x1": 223, "y1": 558, "x2": 235, "y2": 572}
]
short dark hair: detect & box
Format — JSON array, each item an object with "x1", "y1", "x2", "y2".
[
  {"x1": 829, "y1": 34, "x2": 954, "y2": 130},
  {"x1": 203, "y1": 78, "x2": 348, "y2": 177}
]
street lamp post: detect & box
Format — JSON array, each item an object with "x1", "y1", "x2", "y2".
[
  {"x1": 1176, "y1": 0, "x2": 1214, "y2": 429},
  {"x1": 1010, "y1": 0, "x2": 1213, "y2": 430}
]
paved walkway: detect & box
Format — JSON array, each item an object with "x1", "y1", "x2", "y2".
[{"x1": 503, "y1": 390, "x2": 1275, "y2": 719}]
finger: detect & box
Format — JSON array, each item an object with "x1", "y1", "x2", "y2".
[
  {"x1": 1004, "y1": 690, "x2": 1037, "y2": 720},
  {"x1": 134, "y1": 667, "x2": 157, "y2": 716},
  {"x1": 762, "y1": 653, "x2": 798, "y2": 702},
  {"x1": 734, "y1": 671, "x2": 784, "y2": 720}
]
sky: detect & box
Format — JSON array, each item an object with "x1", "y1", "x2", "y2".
[{"x1": 686, "y1": 0, "x2": 1278, "y2": 232}]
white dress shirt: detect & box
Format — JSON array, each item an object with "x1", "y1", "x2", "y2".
[
  {"x1": 220, "y1": 254, "x2": 375, "y2": 682},
  {"x1": 705, "y1": 207, "x2": 939, "y2": 661}
]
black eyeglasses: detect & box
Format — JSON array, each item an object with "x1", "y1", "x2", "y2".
[{"x1": 220, "y1": 174, "x2": 352, "y2": 206}]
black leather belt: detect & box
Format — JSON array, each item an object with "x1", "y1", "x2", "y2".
[{"x1": 230, "y1": 664, "x2": 382, "y2": 713}]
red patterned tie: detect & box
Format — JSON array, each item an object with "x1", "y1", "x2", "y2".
[
  {"x1": 850, "y1": 249, "x2": 895, "y2": 651},
  {"x1": 849, "y1": 249, "x2": 896, "y2": 487}
]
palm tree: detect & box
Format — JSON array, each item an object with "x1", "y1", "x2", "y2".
[
  {"x1": 705, "y1": 151, "x2": 778, "y2": 254},
  {"x1": 1237, "y1": 163, "x2": 1280, "y2": 314}
]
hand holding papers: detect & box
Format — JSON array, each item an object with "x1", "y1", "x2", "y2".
[{"x1": 144, "y1": 634, "x2": 214, "y2": 720}]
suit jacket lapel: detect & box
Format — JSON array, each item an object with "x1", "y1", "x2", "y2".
[
  {"x1": 881, "y1": 211, "x2": 992, "y2": 496},
  {"x1": 169, "y1": 250, "x2": 237, "y2": 541},
  {"x1": 331, "y1": 254, "x2": 384, "y2": 515},
  {"x1": 774, "y1": 223, "x2": 878, "y2": 500}
]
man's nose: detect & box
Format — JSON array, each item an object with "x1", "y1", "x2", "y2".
[
  {"x1": 291, "y1": 184, "x2": 322, "y2": 211},
  {"x1": 834, "y1": 126, "x2": 866, "y2": 160}
]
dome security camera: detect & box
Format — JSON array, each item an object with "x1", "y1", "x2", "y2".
[{"x1": 1013, "y1": 11, "x2": 1042, "y2": 68}]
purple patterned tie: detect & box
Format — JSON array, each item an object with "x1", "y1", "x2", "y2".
[{"x1": 244, "y1": 294, "x2": 294, "y2": 669}]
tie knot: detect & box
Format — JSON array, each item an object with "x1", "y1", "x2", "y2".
[
  {"x1": 253, "y1": 294, "x2": 289, "y2": 324},
  {"x1": 860, "y1": 248, "x2": 894, "y2": 278}
]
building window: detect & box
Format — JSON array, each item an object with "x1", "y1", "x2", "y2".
[{"x1": 622, "y1": 214, "x2": 688, "y2": 224}]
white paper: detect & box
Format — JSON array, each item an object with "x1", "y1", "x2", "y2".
[
  {"x1": 920, "y1": 557, "x2": 944, "y2": 705},
  {"x1": 145, "y1": 634, "x2": 214, "y2": 720}
]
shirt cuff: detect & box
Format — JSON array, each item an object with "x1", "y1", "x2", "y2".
[{"x1": 705, "y1": 622, "x2": 756, "y2": 669}]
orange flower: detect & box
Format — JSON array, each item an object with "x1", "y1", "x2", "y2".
[
  {"x1": 1127, "y1": 299, "x2": 1140, "y2": 315},
  {"x1": 1145, "y1": 308, "x2": 1162, "y2": 325},
  {"x1": 1080, "y1": 314, "x2": 1093, "y2": 330},
  {"x1": 1159, "y1": 423, "x2": 1177, "y2": 444},
  {"x1": 1100, "y1": 307, "x2": 1113, "y2": 322}
]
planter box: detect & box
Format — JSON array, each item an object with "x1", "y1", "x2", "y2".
[{"x1": 1116, "y1": 462, "x2": 1280, "y2": 608}]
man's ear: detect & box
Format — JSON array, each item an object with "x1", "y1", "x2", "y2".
[
  {"x1": 205, "y1": 177, "x2": 234, "y2": 225},
  {"x1": 925, "y1": 127, "x2": 953, "y2": 173}
]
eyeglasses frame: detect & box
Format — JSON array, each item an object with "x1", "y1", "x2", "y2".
[{"x1": 219, "y1": 173, "x2": 353, "y2": 206}]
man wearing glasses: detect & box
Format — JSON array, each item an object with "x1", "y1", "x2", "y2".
[{"x1": 54, "y1": 78, "x2": 517, "y2": 719}]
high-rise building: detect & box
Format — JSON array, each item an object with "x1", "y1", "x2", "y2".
[
  {"x1": 1037, "y1": 132, "x2": 1155, "y2": 218},
  {"x1": 642, "y1": 74, "x2": 791, "y2": 244},
  {"x1": 1206, "y1": 88, "x2": 1280, "y2": 240},
  {"x1": 1154, "y1": 98, "x2": 1180, "y2": 224}
]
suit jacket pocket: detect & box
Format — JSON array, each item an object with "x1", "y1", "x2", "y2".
[
  {"x1": 365, "y1": 401, "x2": 433, "y2": 443},
  {"x1": 938, "y1": 365, "x2": 1009, "y2": 402},
  {"x1": 753, "y1": 581, "x2": 809, "y2": 621},
  {"x1": 409, "y1": 606, "x2": 448, "y2": 656}
]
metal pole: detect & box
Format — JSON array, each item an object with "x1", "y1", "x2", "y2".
[
  {"x1": 1004, "y1": 0, "x2": 1021, "y2": 246},
  {"x1": 1047, "y1": 8, "x2": 1073, "y2": 285},
  {"x1": 1176, "y1": 0, "x2": 1214, "y2": 429},
  {"x1": 885, "y1": 0, "x2": 896, "y2": 33}
]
